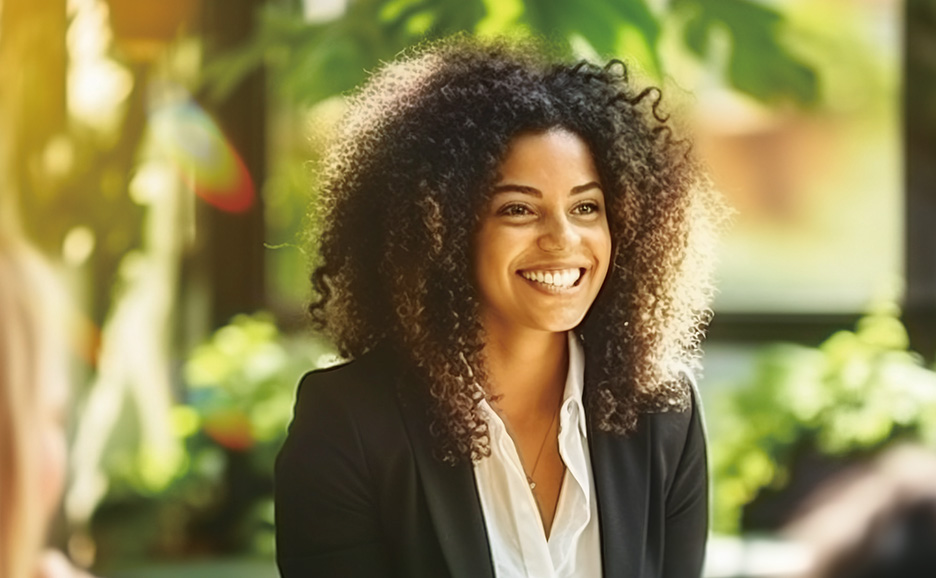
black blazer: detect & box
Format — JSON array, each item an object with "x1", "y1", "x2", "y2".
[{"x1": 275, "y1": 346, "x2": 708, "y2": 577}]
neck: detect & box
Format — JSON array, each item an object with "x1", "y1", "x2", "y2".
[{"x1": 481, "y1": 320, "x2": 569, "y2": 417}]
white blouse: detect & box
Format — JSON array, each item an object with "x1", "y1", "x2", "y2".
[{"x1": 473, "y1": 332, "x2": 602, "y2": 578}]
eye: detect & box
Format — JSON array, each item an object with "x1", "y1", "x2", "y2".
[
  {"x1": 572, "y1": 201, "x2": 601, "y2": 215},
  {"x1": 497, "y1": 203, "x2": 534, "y2": 217}
]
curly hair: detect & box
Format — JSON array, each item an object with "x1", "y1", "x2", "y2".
[{"x1": 307, "y1": 35, "x2": 726, "y2": 462}]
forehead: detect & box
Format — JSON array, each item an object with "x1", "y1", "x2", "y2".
[{"x1": 494, "y1": 129, "x2": 600, "y2": 185}]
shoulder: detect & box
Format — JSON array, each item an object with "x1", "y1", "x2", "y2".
[
  {"x1": 647, "y1": 366, "x2": 702, "y2": 429},
  {"x1": 298, "y1": 346, "x2": 401, "y2": 393},
  {"x1": 637, "y1": 366, "x2": 705, "y2": 462},
  {"x1": 275, "y1": 350, "x2": 407, "y2": 568},
  {"x1": 643, "y1": 366, "x2": 707, "y2": 492},
  {"x1": 280, "y1": 346, "x2": 413, "y2": 471},
  {"x1": 293, "y1": 346, "x2": 403, "y2": 422}
]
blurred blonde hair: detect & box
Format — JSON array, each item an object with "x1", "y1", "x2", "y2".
[{"x1": 0, "y1": 228, "x2": 62, "y2": 578}]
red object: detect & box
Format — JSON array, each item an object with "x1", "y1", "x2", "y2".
[{"x1": 203, "y1": 409, "x2": 255, "y2": 451}]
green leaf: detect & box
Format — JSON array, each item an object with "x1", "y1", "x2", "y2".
[
  {"x1": 610, "y1": 0, "x2": 662, "y2": 74},
  {"x1": 521, "y1": 0, "x2": 661, "y2": 74},
  {"x1": 682, "y1": 10, "x2": 710, "y2": 57},
  {"x1": 429, "y1": 0, "x2": 487, "y2": 35},
  {"x1": 727, "y1": 32, "x2": 818, "y2": 105},
  {"x1": 476, "y1": 0, "x2": 525, "y2": 36},
  {"x1": 672, "y1": 0, "x2": 818, "y2": 105}
]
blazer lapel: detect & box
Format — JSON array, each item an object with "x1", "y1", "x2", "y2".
[
  {"x1": 587, "y1": 397, "x2": 651, "y2": 577},
  {"x1": 395, "y1": 374, "x2": 495, "y2": 578}
]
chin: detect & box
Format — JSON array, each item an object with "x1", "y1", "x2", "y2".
[{"x1": 529, "y1": 312, "x2": 589, "y2": 334}]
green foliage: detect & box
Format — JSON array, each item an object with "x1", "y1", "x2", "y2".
[
  {"x1": 710, "y1": 306, "x2": 936, "y2": 533},
  {"x1": 186, "y1": 313, "x2": 301, "y2": 448},
  {"x1": 674, "y1": 0, "x2": 818, "y2": 105},
  {"x1": 202, "y1": 0, "x2": 818, "y2": 107},
  {"x1": 177, "y1": 311, "x2": 332, "y2": 480},
  {"x1": 523, "y1": 0, "x2": 662, "y2": 75},
  {"x1": 94, "y1": 313, "x2": 335, "y2": 559}
]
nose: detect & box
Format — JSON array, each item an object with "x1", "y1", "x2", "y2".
[{"x1": 537, "y1": 213, "x2": 578, "y2": 252}]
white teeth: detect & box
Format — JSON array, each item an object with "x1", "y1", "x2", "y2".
[{"x1": 520, "y1": 268, "x2": 582, "y2": 288}]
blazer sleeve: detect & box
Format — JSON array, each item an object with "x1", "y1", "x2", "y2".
[
  {"x1": 275, "y1": 370, "x2": 392, "y2": 577},
  {"x1": 661, "y1": 375, "x2": 709, "y2": 578}
]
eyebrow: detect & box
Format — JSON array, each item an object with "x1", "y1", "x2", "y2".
[{"x1": 490, "y1": 181, "x2": 603, "y2": 197}]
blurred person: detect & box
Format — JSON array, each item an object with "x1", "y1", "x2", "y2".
[
  {"x1": 0, "y1": 229, "x2": 95, "y2": 578},
  {"x1": 785, "y1": 445, "x2": 936, "y2": 578},
  {"x1": 822, "y1": 498, "x2": 936, "y2": 578},
  {"x1": 276, "y1": 35, "x2": 726, "y2": 578}
]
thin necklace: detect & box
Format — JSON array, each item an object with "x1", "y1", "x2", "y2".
[{"x1": 526, "y1": 401, "x2": 561, "y2": 490}]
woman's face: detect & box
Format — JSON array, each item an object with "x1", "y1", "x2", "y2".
[{"x1": 474, "y1": 128, "x2": 612, "y2": 338}]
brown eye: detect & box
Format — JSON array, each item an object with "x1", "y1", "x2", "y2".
[
  {"x1": 498, "y1": 203, "x2": 533, "y2": 217},
  {"x1": 572, "y1": 201, "x2": 600, "y2": 215}
]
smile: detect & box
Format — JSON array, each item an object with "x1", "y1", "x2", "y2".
[{"x1": 519, "y1": 268, "x2": 584, "y2": 289}]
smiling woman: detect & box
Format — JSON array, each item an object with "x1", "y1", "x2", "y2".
[{"x1": 275, "y1": 35, "x2": 728, "y2": 578}]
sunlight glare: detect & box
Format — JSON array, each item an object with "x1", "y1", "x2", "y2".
[
  {"x1": 62, "y1": 226, "x2": 96, "y2": 267},
  {"x1": 67, "y1": 0, "x2": 132, "y2": 131},
  {"x1": 150, "y1": 98, "x2": 256, "y2": 212}
]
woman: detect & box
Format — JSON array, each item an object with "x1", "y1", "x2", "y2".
[
  {"x1": 0, "y1": 230, "x2": 94, "y2": 578},
  {"x1": 276, "y1": 35, "x2": 724, "y2": 577}
]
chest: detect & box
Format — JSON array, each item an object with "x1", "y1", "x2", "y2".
[{"x1": 473, "y1": 414, "x2": 603, "y2": 578}]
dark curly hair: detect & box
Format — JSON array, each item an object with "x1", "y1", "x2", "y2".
[{"x1": 308, "y1": 35, "x2": 725, "y2": 462}]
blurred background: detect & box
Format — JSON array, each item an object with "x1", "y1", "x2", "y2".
[{"x1": 1, "y1": 0, "x2": 933, "y2": 576}]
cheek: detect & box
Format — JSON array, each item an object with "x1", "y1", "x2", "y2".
[
  {"x1": 473, "y1": 229, "x2": 512, "y2": 290},
  {"x1": 592, "y1": 222, "x2": 613, "y2": 284},
  {"x1": 473, "y1": 255, "x2": 504, "y2": 311}
]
